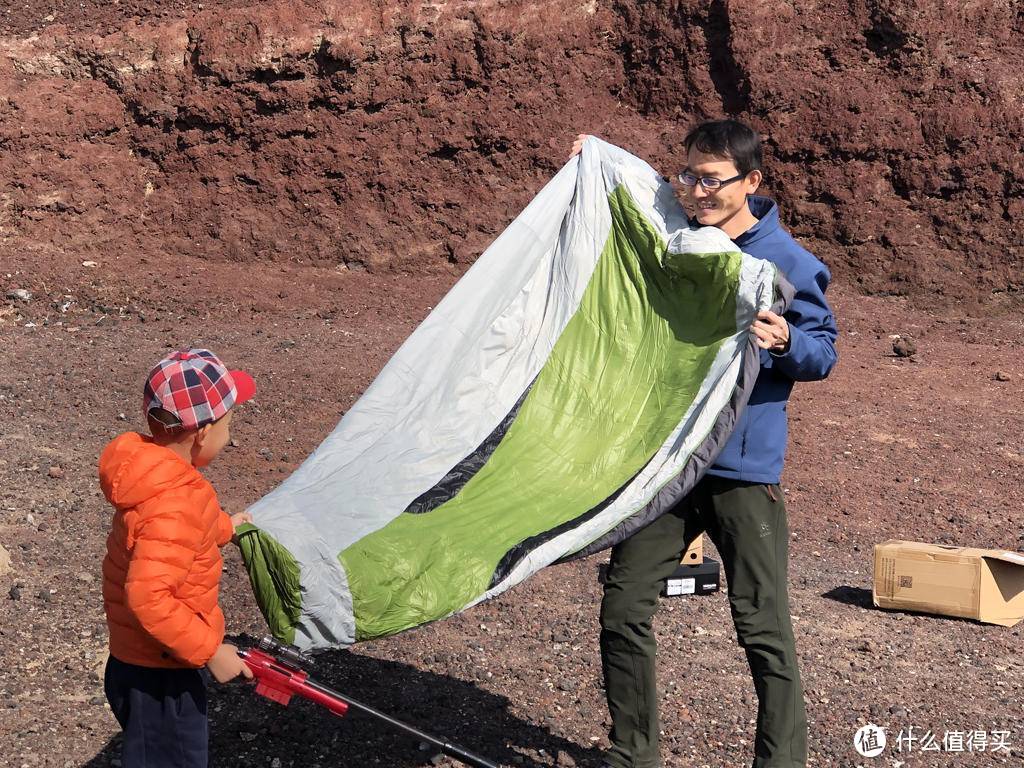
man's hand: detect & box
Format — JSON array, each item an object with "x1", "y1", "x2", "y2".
[
  {"x1": 207, "y1": 643, "x2": 253, "y2": 684},
  {"x1": 570, "y1": 133, "x2": 590, "y2": 159},
  {"x1": 750, "y1": 310, "x2": 790, "y2": 353}
]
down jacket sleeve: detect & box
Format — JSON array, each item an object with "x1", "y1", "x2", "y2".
[
  {"x1": 124, "y1": 506, "x2": 224, "y2": 667},
  {"x1": 215, "y1": 509, "x2": 234, "y2": 547}
]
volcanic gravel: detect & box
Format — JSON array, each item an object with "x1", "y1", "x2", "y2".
[{"x1": 1, "y1": 252, "x2": 1022, "y2": 766}]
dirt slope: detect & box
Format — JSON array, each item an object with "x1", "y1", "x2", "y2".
[{"x1": 3, "y1": 1, "x2": 1023, "y2": 299}]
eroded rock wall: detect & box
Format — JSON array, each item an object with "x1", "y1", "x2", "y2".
[{"x1": 2, "y1": 0, "x2": 1022, "y2": 298}]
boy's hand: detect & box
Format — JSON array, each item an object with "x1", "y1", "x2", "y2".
[
  {"x1": 229, "y1": 511, "x2": 253, "y2": 545},
  {"x1": 207, "y1": 643, "x2": 253, "y2": 684}
]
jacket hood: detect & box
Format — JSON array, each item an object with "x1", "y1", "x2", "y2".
[
  {"x1": 733, "y1": 195, "x2": 781, "y2": 249},
  {"x1": 99, "y1": 432, "x2": 196, "y2": 510}
]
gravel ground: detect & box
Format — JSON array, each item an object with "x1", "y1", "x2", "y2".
[{"x1": 1, "y1": 250, "x2": 1022, "y2": 767}]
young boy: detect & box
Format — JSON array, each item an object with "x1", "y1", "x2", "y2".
[{"x1": 100, "y1": 347, "x2": 257, "y2": 768}]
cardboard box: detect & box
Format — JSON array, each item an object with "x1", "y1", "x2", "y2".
[{"x1": 873, "y1": 540, "x2": 1024, "y2": 627}]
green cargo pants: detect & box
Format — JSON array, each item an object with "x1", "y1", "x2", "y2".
[{"x1": 599, "y1": 475, "x2": 807, "y2": 768}]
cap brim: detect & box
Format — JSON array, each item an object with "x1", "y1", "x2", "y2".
[{"x1": 230, "y1": 370, "x2": 257, "y2": 405}]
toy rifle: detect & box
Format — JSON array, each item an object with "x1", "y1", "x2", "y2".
[{"x1": 240, "y1": 636, "x2": 501, "y2": 768}]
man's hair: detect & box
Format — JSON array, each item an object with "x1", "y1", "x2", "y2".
[{"x1": 683, "y1": 119, "x2": 762, "y2": 175}]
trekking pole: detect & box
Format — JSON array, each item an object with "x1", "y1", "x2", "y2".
[{"x1": 240, "y1": 636, "x2": 501, "y2": 768}]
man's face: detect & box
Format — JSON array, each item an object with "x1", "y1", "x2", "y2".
[{"x1": 681, "y1": 148, "x2": 761, "y2": 231}]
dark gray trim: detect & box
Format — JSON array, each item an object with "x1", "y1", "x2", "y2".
[
  {"x1": 403, "y1": 382, "x2": 535, "y2": 514},
  {"x1": 488, "y1": 465, "x2": 645, "y2": 588}
]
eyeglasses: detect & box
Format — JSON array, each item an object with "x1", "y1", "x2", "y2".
[{"x1": 676, "y1": 171, "x2": 747, "y2": 191}]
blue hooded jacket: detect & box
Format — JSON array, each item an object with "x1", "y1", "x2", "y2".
[{"x1": 705, "y1": 196, "x2": 838, "y2": 485}]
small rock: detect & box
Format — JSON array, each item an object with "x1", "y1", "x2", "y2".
[
  {"x1": 47, "y1": 466, "x2": 64, "y2": 479},
  {"x1": 555, "y1": 750, "x2": 577, "y2": 767},
  {"x1": 270, "y1": 759, "x2": 281, "y2": 768},
  {"x1": 6, "y1": 289, "x2": 31, "y2": 302},
  {"x1": 0, "y1": 543, "x2": 11, "y2": 577},
  {"x1": 229, "y1": 438, "x2": 239, "y2": 447},
  {"x1": 557, "y1": 678, "x2": 577, "y2": 692},
  {"x1": 26, "y1": 513, "x2": 35, "y2": 526},
  {"x1": 8, "y1": 585, "x2": 21, "y2": 601},
  {"x1": 892, "y1": 336, "x2": 917, "y2": 357},
  {"x1": 994, "y1": 371, "x2": 1011, "y2": 382},
  {"x1": 37, "y1": 588, "x2": 52, "y2": 603},
  {"x1": 429, "y1": 754, "x2": 444, "y2": 766},
  {"x1": 889, "y1": 705, "x2": 908, "y2": 718},
  {"x1": 258, "y1": 448, "x2": 273, "y2": 461},
  {"x1": 82, "y1": 261, "x2": 99, "y2": 268},
  {"x1": 76, "y1": 572, "x2": 95, "y2": 583},
  {"x1": 239, "y1": 731, "x2": 257, "y2": 742},
  {"x1": 551, "y1": 627, "x2": 571, "y2": 643},
  {"x1": 117, "y1": 412, "x2": 128, "y2": 421}
]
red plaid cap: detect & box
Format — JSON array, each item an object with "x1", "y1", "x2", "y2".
[{"x1": 143, "y1": 348, "x2": 256, "y2": 430}]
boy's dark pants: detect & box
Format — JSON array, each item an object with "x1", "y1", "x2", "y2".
[
  {"x1": 600, "y1": 475, "x2": 807, "y2": 768},
  {"x1": 104, "y1": 655, "x2": 209, "y2": 768}
]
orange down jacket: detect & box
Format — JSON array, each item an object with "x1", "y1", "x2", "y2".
[{"x1": 100, "y1": 432, "x2": 235, "y2": 668}]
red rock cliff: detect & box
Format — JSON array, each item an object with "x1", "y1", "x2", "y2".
[{"x1": 2, "y1": 1, "x2": 1021, "y2": 298}]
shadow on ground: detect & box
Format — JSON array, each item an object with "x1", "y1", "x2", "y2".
[
  {"x1": 821, "y1": 585, "x2": 873, "y2": 608},
  {"x1": 81, "y1": 641, "x2": 600, "y2": 768}
]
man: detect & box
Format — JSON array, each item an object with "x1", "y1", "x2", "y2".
[{"x1": 573, "y1": 120, "x2": 838, "y2": 768}]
